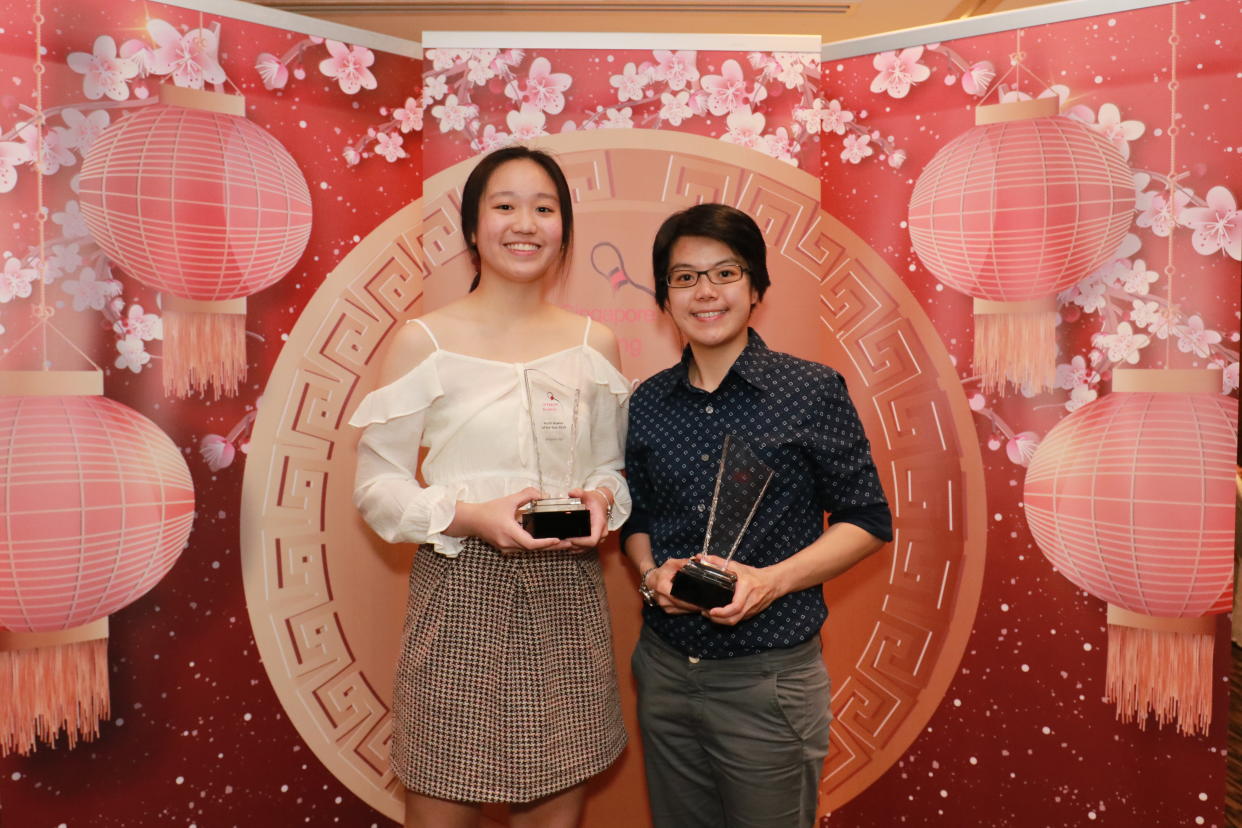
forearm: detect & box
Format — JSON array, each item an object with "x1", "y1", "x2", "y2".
[
  {"x1": 766, "y1": 522, "x2": 886, "y2": 598},
  {"x1": 622, "y1": 531, "x2": 657, "y2": 576}
]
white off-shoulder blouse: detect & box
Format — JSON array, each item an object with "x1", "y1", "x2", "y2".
[{"x1": 349, "y1": 318, "x2": 632, "y2": 557}]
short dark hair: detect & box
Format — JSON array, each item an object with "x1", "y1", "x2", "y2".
[
  {"x1": 650, "y1": 203, "x2": 770, "y2": 310},
  {"x1": 459, "y1": 146, "x2": 575, "y2": 291}
]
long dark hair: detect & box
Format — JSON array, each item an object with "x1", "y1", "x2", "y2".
[
  {"x1": 460, "y1": 146, "x2": 575, "y2": 291},
  {"x1": 650, "y1": 203, "x2": 770, "y2": 311}
]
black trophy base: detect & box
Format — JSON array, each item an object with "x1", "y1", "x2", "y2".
[
  {"x1": 520, "y1": 498, "x2": 592, "y2": 539},
  {"x1": 671, "y1": 559, "x2": 737, "y2": 609}
]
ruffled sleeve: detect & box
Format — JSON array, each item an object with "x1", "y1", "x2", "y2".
[
  {"x1": 349, "y1": 355, "x2": 468, "y2": 557},
  {"x1": 581, "y1": 347, "x2": 633, "y2": 531}
]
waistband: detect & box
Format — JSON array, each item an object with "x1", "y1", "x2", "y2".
[{"x1": 639, "y1": 624, "x2": 821, "y2": 670}]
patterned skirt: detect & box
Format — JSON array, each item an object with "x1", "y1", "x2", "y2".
[{"x1": 390, "y1": 537, "x2": 627, "y2": 803}]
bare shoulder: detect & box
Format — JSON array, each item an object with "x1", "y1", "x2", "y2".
[
  {"x1": 378, "y1": 319, "x2": 437, "y2": 386},
  {"x1": 584, "y1": 316, "x2": 623, "y2": 370}
]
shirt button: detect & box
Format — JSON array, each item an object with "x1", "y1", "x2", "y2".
[
  {"x1": 697, "y1": 503, "x2": 706, "y2": 512},
  {"x1": 701, "y1": 454, "x2": 710, "y2": 462},
  {"x1": 688, "y1": 656, "x2": 700, "y2": 664},
  {"x1": 704, "y1": 405, "x2": 714, "y2": 414}
]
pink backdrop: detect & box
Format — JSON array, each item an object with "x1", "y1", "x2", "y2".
[{"x1": 0, "y1": 1, "x2": 1238, "y2": 826}]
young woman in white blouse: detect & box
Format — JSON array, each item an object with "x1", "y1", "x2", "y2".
[{"x1": 350, "y1": 147, "x2": 631, "y2": 828}]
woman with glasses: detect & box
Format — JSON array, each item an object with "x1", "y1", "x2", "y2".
[
  {"x1": 620, "y1": 203, "x2": 892, "y2": 828},
  {"x1": 350, "y1": 146, "x2": 630, "y2": 828}
]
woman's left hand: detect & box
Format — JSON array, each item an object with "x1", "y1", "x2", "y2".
[{"x1": 564, "y1": 487, "x2": 611, "y2": 551}]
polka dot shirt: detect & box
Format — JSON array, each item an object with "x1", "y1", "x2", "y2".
[{"x1": 623, "y1": 330, "x2": 892, "y2": 659}]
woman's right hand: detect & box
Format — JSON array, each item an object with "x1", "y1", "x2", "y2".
[{"x1": 448, "y1": 487, "x2": 566, "y2": 554}]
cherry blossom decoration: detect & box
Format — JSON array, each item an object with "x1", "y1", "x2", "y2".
[
  {"x1": 66, "y1": 36, "x2": 138, "y2": 101},
  {"x1": 319, "y1": 41, "x2": 377, "y2": 95},
  {"x1": 145, "y1": 20, "x2": 225, "y2": 90},
  {"x1": 870, "y1": 47, "x2": 932, "y2": 99}
]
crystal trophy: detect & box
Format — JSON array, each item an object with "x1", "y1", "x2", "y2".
[
  {"x1": 518, "y1": 368, "x2": 592, "y2": 539},
  {"x1": 670, "y1": 436, "x2": 774, "y2": 609}
]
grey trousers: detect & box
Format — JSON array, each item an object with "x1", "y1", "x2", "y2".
[{"x1": 632, "y1": 627, "x2": 832, "y2": 828}]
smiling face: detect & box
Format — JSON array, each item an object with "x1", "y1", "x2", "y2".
[
  {"x1": 472, "y1": 158, "x2": 565, "y2": 287},
  {"x1": 664, "y1": 235, "x2": 758, "y2": 357}
]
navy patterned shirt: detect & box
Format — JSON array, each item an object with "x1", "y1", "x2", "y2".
[{"x1": 622, "y1": 329, "x2": 892, "y2": 659}]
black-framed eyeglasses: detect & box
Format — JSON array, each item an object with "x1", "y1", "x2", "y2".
[{"x1": 665, "y1": 265, "x2": 748, "y2": 289}]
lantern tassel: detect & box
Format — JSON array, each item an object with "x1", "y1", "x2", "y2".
[
  {"x1": 162, "y1": 298, "x2": 247, "y2": 400},
  {"x1": 0, "y1": 638, "x2": 110, "y2": 756},
  {"x1": 1105, "y1": 608, "x2": 1216, "y2": 736},
  {"x1": 973, "y1": 299, "x2": 1057, "y2": 394}
]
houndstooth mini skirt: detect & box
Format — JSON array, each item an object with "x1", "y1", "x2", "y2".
[{"x1": 389, "y1": 537, "x2": 627, "y2": 803}]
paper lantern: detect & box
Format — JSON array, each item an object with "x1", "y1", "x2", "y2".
[
  {"x1": 79, "y1": 85, "x2": 313, "y2": 399},
  {"x1": 908, "y1": 97, "x2": 1134, "y2": 393},
  {"x1": 0, "y1": 371, "x2": 196, "y2": 755},
  {"x1": 1023, "y1": 369, "x2": 1236, "y2": 734}
]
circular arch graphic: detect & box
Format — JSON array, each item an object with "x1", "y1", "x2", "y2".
[{"x1": 241, "y1": 129, "x2": 987, "y2": 824}]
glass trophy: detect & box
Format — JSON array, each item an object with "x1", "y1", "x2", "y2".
[
  {"x1": 518, "y1": 367, "x2": 592, "y2": 539},
  {"x1": 670, "y1": 436, "x2": 774, "y2": 609}
]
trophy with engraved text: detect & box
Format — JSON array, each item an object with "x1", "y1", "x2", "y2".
[
  {"x1": 517, "y1": 367, "x2": 592, "y2": 539},
  {"x1": 670, "y1": 435, "x2": 774, "y2": 609}
]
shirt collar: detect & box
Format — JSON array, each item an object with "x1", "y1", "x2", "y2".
[{"x1": 669, "y1": 328, "x2": 771, "y2": 395}]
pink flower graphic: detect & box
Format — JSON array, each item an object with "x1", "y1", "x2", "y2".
[
  {"x1": 1090, "y1": 103, "x2": 1145, "y2": 160},
  {"x1": 394, "y1": 97, "x2": 424, "y2": 133},
  {"x1": 0, "y1": 138, "x2": 31, "y2": 193},
  {"x1": 506, "y1": 104, "x2": 548, "y2": 139},
  {"x1": 770, "y1": 53, "x2": 816, "y2": 90},
  {"x1": 374, "y1": 132, "x2": 407, "y2": 163},
  {"x1": 23, "y1": 126, "x2": 75, "y2": 176},
  {"x1": 0, "y1": 256, "x2": 37, "y2": 303},
  {"x1": 146, "y1": 21, "x2": 226, "y2": 89},
  {"x1": 61, "y1": 266, "x2": 121, "y2": 311},
  {"x1": 887, "y1": 148, "x2": 908, "y2": 169},
  {"x1": 432, "y1": 95, "x2": 478, "y2": 133},
  {"x1": 1180, "y1": 185, "x2": 1241, "y2": 261},
  {"x1": 598, "y1": 107, "x2": 634, "y2": 130},
  {"x1": 652, "y1": 50, "x2": 699, "y2": 91},
  {"x1": 507, "y1": 57, "x2": 572, "y2": 115},
  {"x1": 58, "y1": 108, "x2": 110, "y2": 155},
  {"x1": 255, "y1": 52, "x2": 289, "y2": 90},
  {"x1": 1136, "y1": 189, "x2": 1192, "y2": 238},
  {"x1": 113, "y1": 303, "x2": 162, "y2": 341},
  {"x1": 1173, "y1": 315, "x2": 1222, "y2": 358},
  {"x1": 840, "y1": 133, "x2": 873, "y2": 164},
  {"x1": 114, "y1": 335, "x2": 150, "y2": 373},
  {"x1": 1095, "y1": 321, "x2": 1149, "y2": 364},
  {"x1": 760, "y1": 127, "x2": 799, "y2": 166},
  {"x1": 795, "y1": 98, "x2": 853, "y2": 136},
  {"x1": 659, "y1": 91, "x2": 694, "y2": 127},
  {"x1": 66, "y1": 35, "x2": 138, "y2": 101},
  {"x1": 342, "y1": 146, "x2": 361, "y2": 166},
  {"x1": 700, "y1": 59, "x2": 761, "y2": 116},
  {"x1": 610, "y1": 62, "x2": 652, "y2": 104},
  {"x1": 319, "y1": 41, "x2": 377, "y2": 95},
  {"x1": 960, "y1": 60, "x2": 995, "y2": 96},
  {"x1": 476, "y1": 124, "x2": 513, "y2": 153},
  {"x1": 53, "y1": 200, "x2": 89, "y2": 239},
  {"x1": 199, "y1": 434, "x2": 237, "y2": 472},
  {"x1": 720, "y1": 106, "x2": 765, "y2": 149},
  {"x1": 1118, "y1": 259, "x2": 1158, "y2": 295},
  {"x1": 1005, "y1": 431, "x2": 1041, "y2": 466},
  {"x1": 870, "y1": 47, "x2": 931, "y2": 99}
]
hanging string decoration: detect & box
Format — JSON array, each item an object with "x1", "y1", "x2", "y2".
[
  {"x1": 78, "y1": 84, "x2": 313, "y2": 399},
  {"x1": 907, "y1": 34, "x2": 1134, "y2": 394}
]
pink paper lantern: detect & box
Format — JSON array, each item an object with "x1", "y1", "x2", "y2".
[
  {"x1": 0, "y1": 394, "x2": 194, "y2": 630},
  {"x1": 1023, "y1": 369, "x2": 1237, "y2": 733},
  {"x1": 79, "y1": 85, "x2": 312, "y2": 399},
  {"x1": 0, "y1": 371, "x2": 195, "y2": 754},
  {"x1": 908, "y1": 98, "x2": 1133, "y2": 392}
]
